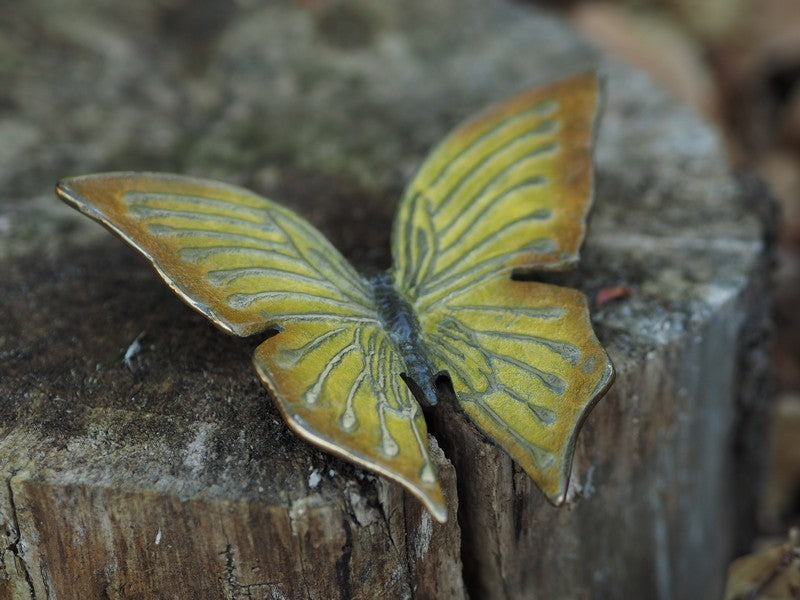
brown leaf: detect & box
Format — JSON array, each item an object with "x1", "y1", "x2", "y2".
[{"x1": 725, "y1": 529, "x2": 800, "y2": 600}]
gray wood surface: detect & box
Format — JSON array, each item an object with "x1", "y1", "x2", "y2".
[{"x1": 0, "y1": 0, "x2": 773, "y2": 598}]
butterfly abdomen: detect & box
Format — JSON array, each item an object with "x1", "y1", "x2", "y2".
[{"x1": 369, "y1": 272, "x2": 438, "y2": 407}]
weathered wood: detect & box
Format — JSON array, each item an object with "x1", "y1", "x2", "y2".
[{"x1": 0, "y1": 0, "x2": 772, "y2": 598}]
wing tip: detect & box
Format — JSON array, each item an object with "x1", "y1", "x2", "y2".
[
  {"x1": 55, "y1": 173, "x2": 132, "y2": 212},
  {"x1": 427, "y1": 499, "x2": 449, "y2": 524},
  {"x1": 554, "y1": 69, "x2": 599, "y2": 90},
  {"x1": 54, "y1": 177, "x2": 81, "y2": 207},
  {"x1": 55, "y1": 173, "x2": 269, "y2": 339}
]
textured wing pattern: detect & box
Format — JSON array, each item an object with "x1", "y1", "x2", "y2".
[
  {"x1": 392, "y1": 73, "x2": 598, "y2": 307},
  {"x1": 421, "y1": 276, "x2": 613, "y2": 504},
  {"x1": 253, "y1": 321, "x2": 446, "y2": 521},
  {"x1": 56, "y1": 172, "x2": 374, "y2": 337}
]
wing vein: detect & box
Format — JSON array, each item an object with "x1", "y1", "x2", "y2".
[
  {"x1": 227, "y1": 291, "x2": 375, "y2": 316},
  {"x1": 490, "y1": 350, "x2": 567, "y2": 395},
  {"x1": 130, "y1": 205, "x2": 273, "y2": 230},
  {"x1": 263, "y1": 312, "x2": 381, "y2": 325},
  {"x1": 430, "y1": 139, "x2": 557, "y2": 218},
  {"x1": 302, "y1": 328, "x2": 361, "y2": 405},
  {"x1": 438, "y1": 176, "x2": 549, "y2": 248},
  {"x1": 207, "y1": 266, "x2": 333, "y2": 287},
  {"x1": 472, "y1": 398, "x2": 555, "y2": 468},
  {"x1": 125, "y1": 192, "x2": 270, "y2": 221},
  {"x1": 270, "y1": 211, "x2": 373, "y2": 309},
  {"x1": 179, "y1": 244, "x2": 297, "y2": 262},
  {"x1": 424, "y1": 103, "x2": 557, "y2": 190},
  {"x1": 147, "y1": 224, "x2": 279, "y2": 245},
  {"x1": 473, "y1": 328, "x2": 582, "y2": 364}
]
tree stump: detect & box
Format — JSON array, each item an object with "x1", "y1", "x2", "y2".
[{"x1": 0, "y1": 0, "x2": 773, "y2": 598}]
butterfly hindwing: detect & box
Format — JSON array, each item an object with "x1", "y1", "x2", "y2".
[
  {"x1": 56, "y1": 172, "x2": 446, "y2": 520},
  {"x1": 421, "y1": 277, "x2": 613, "y2": 503},
  {"x1": 390, "y1": 73, "x2": 613, "y2": 503},
  {"x1": 253, "y1": 320, "x2": 446, "y2": 521}
]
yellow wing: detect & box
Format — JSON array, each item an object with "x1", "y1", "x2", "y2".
[
  {"x1": 390, "y1": 74, "x2": 613, "y2": 503},
  {"x1": 420, "y1": 277, "x2": 613, "y2": 504},
  {"x1": 253, "y1": 320, "x2": 446, "y2": 521},
  {"x1": 392, "y1": 73, "x2": 599, "y2": 307},
  {"x1": 57, "y1": 173, "x2": 375, "y2": 336},
  {"x1": 56, "y1": 172, "x2": 446, "y2": 521}
]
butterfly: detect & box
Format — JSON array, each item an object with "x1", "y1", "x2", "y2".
[{"x1": 56, "y1": 73, "x2": 613, "y2": 523}]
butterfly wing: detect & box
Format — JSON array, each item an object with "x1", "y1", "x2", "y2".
[
  {"x1": 57, "y1": 173, "x2": 375, "y2": 337},
  {"x1": 56, "y1": 173, "x2": 446, "y2": 520},
  {"x1": 421, "y1": 278, "x2": 612, "y2": 504},
  {"x1": 390, "y1": 73, "x2": 613, "y2": 503},
  {"x1": 253, "y1": 320, "x2": 446, "y2": 521},
  {"x1": 392, "y1": 73, "x2": 598, "y2": 304}
]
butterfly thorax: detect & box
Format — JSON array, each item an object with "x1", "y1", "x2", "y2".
[{"x1": 369, "y1": 272, "x2": 439, "y2": 408}]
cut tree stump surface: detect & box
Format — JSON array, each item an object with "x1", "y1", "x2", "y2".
[{"x1": 0, "y1": 1, "x2": 773, "y2": 599}]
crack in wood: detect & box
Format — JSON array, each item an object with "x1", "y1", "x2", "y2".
[
  {"x1": 334, "y1": 519, "x2": 353, "y2": 600},
  {"x1": 286, "y1": 508, "x2": 314, "y2": 600},
  {"x1": 5, "y1": 474, "x2": 37, "y2": 600},
  {"x1": 221, "y1": 543, "x2": 282, "y2": 600}
]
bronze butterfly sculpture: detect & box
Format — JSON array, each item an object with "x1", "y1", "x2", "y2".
[{"x1": 57, "y1": 73, "x2": 613, "y2": 522}]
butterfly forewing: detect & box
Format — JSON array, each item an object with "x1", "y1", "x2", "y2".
[
  {"x1": 392, "y1": 73, "x2": 599, "y2": 307},
  {"x1": 57, "y1": 173, "x2": 374, "y2": 336},
  {"x1": 56, "y1": 172, "x2": 445, "y2": 520}
]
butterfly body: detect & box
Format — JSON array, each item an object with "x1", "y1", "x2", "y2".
[
  {"x1": 369, "y1": 271, "x2": 440, "y2": 408},
  {"x1": 56, "y1": 73, "x2": 613, "y2": 522}
]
